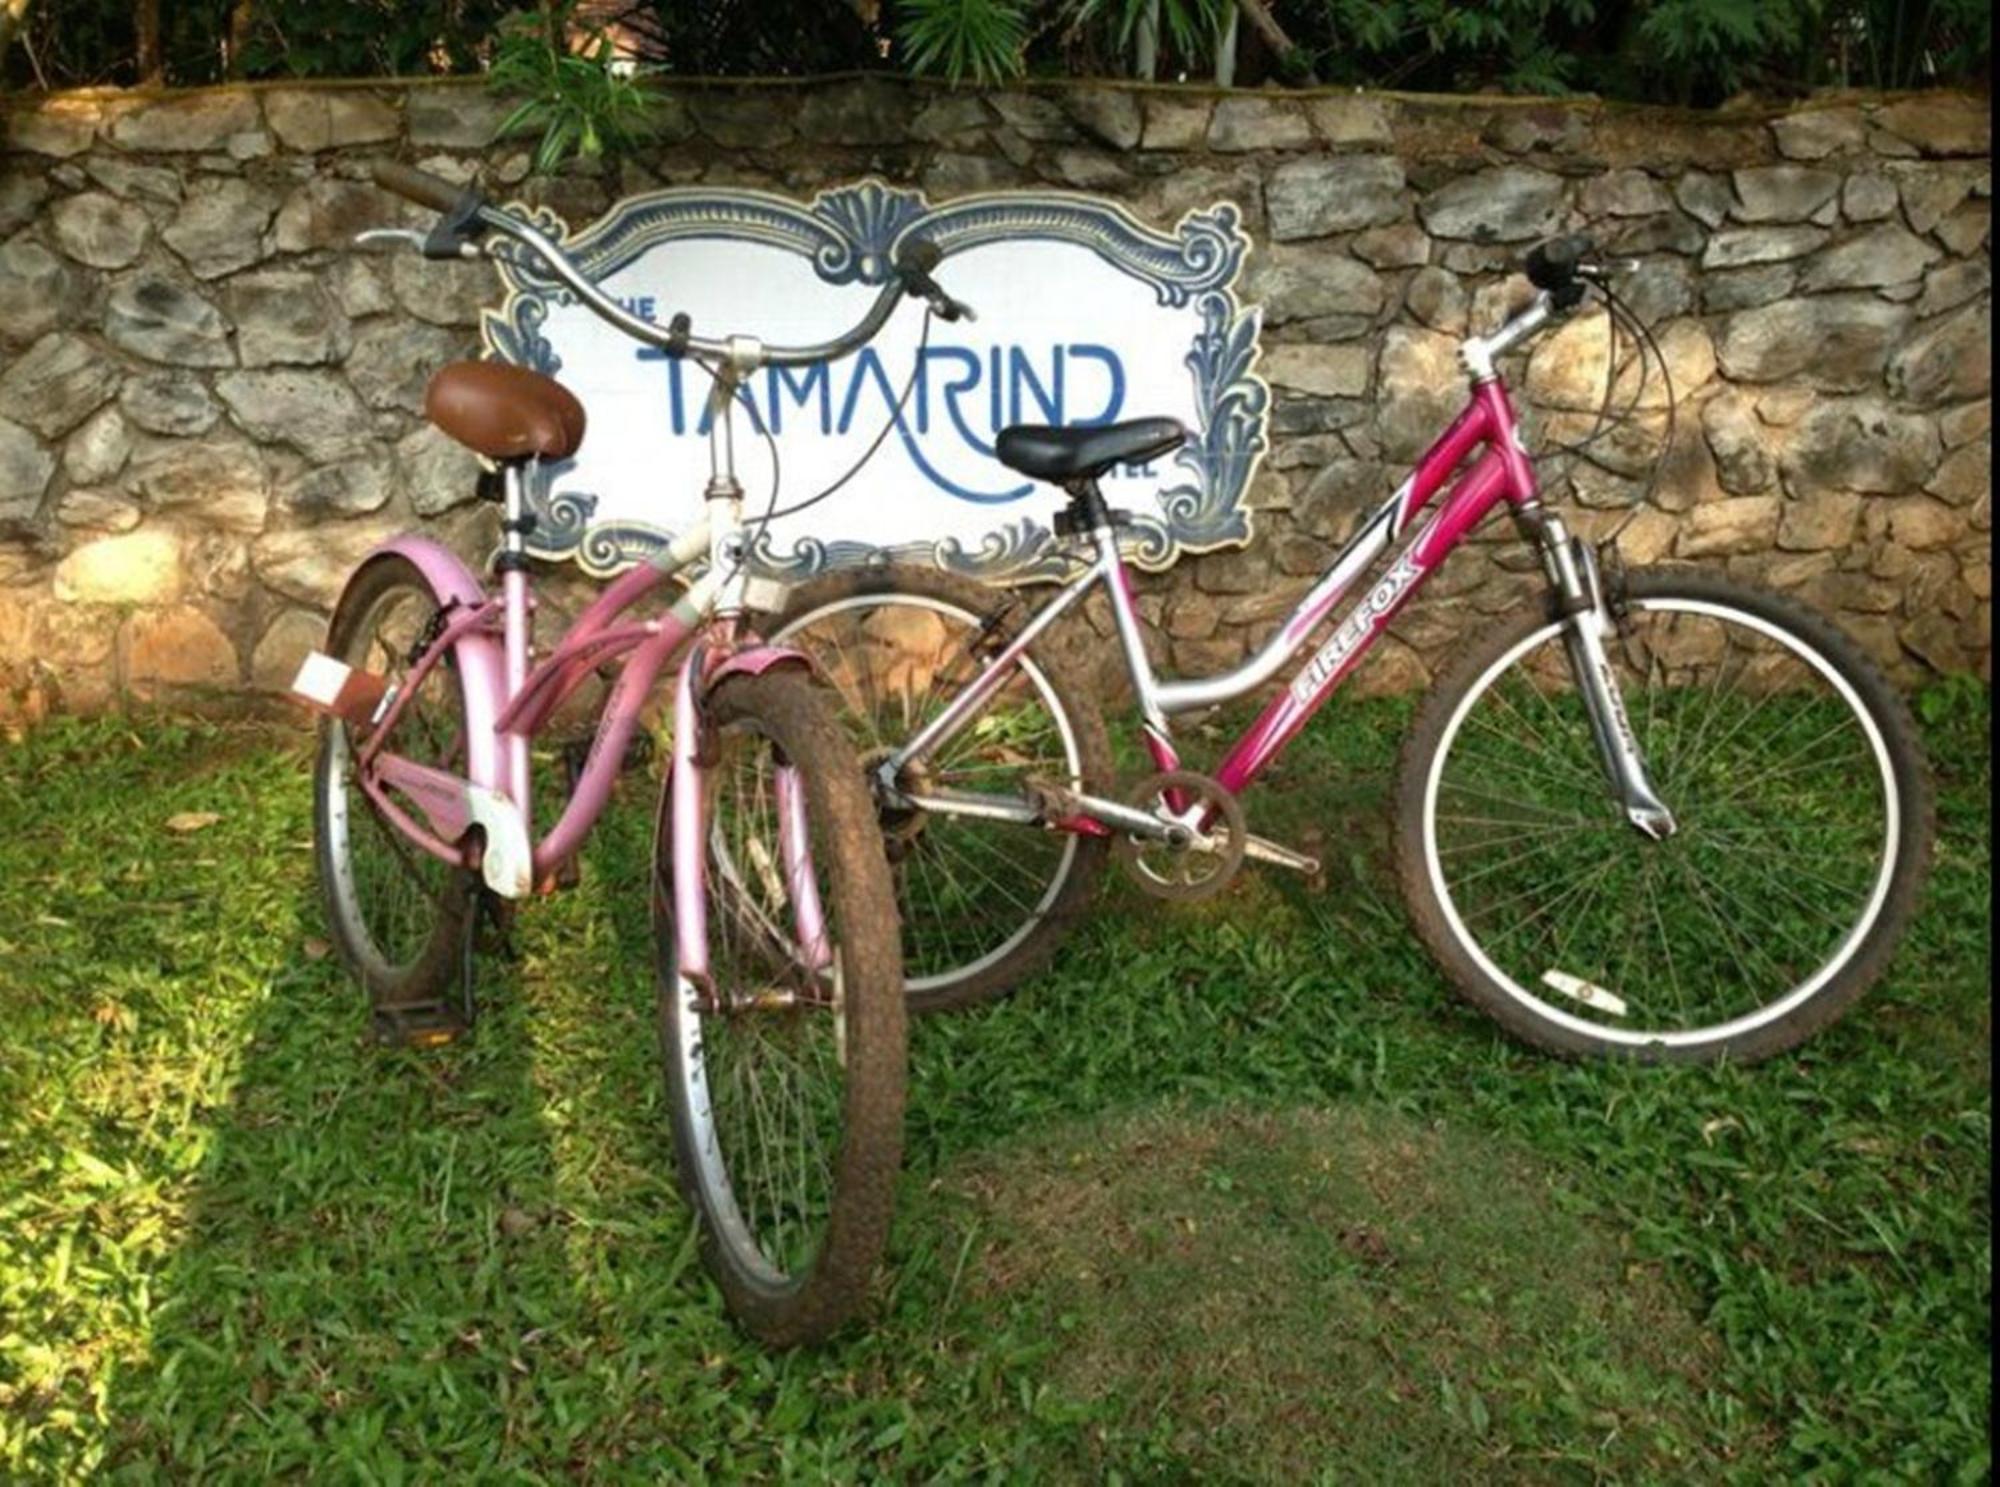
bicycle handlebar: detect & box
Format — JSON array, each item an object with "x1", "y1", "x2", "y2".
[
  {"x1": 366, "y1": 161, "x2": 963, "y2": 369},
  {"x1": 372, "y1": 160, "x2": 468, "y2": 214},
  {"x1": 369, "y1": 163, "x2": 1618, "y2": 377},
  {"x1": 892, "y1": 237, "x2": 976, "y2": 323},
  {"x1": 1523, "y1": 234, "x2": 1637, "y2": 303},
  {"x1": 1525, "y1": 234, "x2": 1598, "y2": 291}
]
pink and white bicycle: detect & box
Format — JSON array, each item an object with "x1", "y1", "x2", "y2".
[
  {"x1": 773, "y1": 236, "x2": 1935, "y2": 1064},
  {"x1": 301, "y1": 163, "x2": 969, "y2": 1343}
]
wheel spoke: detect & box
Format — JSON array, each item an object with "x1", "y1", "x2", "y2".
[
  {"x1": 776, "y1": 589, "x2": 1096, "y2": 996},
  {"x1": 321, "y1": 579, "x2": 463, "y2": 981}
]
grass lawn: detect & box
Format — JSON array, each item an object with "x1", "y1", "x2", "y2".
[{"x1": 0, "y1": 685, "x2": 1988, "y2": 1481}]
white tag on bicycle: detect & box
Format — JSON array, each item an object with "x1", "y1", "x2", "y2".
[
  {"x1": 291, "y1": 651, "x2": 351, "y2": 708},
  {"x1": 1541, "y1": 969, "x2": 1628, "y2": 1018}
]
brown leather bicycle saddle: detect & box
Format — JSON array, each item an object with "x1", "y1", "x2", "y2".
[
  {"x1": 424, "y1": 361, "x2": 587, "y2": 462},
  {"x1": 995, "y1": 418, "x2": 1187, "y2": 483}
]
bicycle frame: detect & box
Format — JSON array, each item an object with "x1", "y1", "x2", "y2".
[
  {"x1": 314, "y1": 173, "x2": 937, "y2": 1004},
  {"x1": 888, "y1": 295, "x2": 1672, "y2": 840},
  {"x1": 320, "y1": 370, "x2": 820, "y2": 989},
  {"x1": 351, "y1": 515, "x2": 717, "y2": 890}
]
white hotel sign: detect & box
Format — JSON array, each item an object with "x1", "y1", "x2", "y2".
[{"x1": 483, "y1": 181, "x2": 1268, "y2": 583}]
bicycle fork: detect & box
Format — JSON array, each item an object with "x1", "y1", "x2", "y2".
[{"x1": 1521, "y1": 508, "x2": 1677, "y2": 840}]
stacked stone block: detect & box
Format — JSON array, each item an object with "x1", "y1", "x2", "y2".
[{"x1": 0, "y1": 78, "x2": 1988, "y2": 720}]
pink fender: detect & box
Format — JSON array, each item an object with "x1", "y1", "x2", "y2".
[
  {"x1": 356, "y1": 535, "x2": 510, "y2": 795},
  {"x1": 703, "y1": 644, "x2": 816, "y2": 693}
]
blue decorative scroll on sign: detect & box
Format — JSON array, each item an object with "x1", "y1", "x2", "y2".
[{"x1": 481, "y1": 180, "x2": 1268, "y2": 583}]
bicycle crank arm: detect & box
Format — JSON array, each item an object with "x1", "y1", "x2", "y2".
[
  {"x1": 1242, "y1": 834, "x2": 1321, "y2": 874},
  {"x1": 1542, "y1": 526, "x2": 1677, "y2": 840}
]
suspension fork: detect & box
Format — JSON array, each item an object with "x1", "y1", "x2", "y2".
[{"x1": 1518, "y1": 506, "x2": 1677, "y2": 840}]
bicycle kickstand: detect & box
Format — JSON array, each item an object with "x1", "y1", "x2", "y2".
[{"x1": 457, "y1": 887, "x2": 518, "y2": 1029}]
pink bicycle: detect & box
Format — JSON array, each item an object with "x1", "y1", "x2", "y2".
[
  {"x1": 773, "y1": 236, "x2": 1934, "y2": 1063},
  {"x1": 300, "y1": 163, "x2": 969, "y2": 1343}
]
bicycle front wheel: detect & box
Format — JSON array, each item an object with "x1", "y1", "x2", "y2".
[
  {"x1": 654, "y1": 670, "x2": 906, "y2": 1345},
  {"x1": 1393, "y1": 567, "x2": 1933, "y2": 1064}
]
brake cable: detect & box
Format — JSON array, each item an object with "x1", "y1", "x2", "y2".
[
  {"x1": 1543, "y1": 288, "x2": 1647, "y2": 467},
  {"x1": 1596, "y1": 279, "x2": 1678, "y2": 545},
  {"x1": 693, "y1": 258, "x2": 1680, "y2": 601},
  {"x1": 1529, "y1": 269, "x2": 1678, "y2": 553},
  {"x1": 697, "y1": 306, "x2": 936, "y2": 596}
]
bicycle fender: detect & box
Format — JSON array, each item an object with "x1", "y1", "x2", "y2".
[
  {"x1": 704, "y1": 644, "x2": 816, "y2": 694},
  {"x1": 360, "y1": 532, "x2": 487, "y2": 605},
  {"x1": 351, "y1": 535, "x2": 510, "y2": 795}
]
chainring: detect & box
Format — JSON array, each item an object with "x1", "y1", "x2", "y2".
[{"x1": 1112, "y1": 769, "x2": 1247, "y2": 903}]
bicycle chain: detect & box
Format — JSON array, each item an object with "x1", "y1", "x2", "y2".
[{"x1": 404, "y1": 598, "x2": 462, "y2": 669}]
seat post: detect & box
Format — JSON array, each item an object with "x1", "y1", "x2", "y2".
[
  {"x1": 500, "y1": 463, "x2": 529, "y2": 561},
  {"x1": 1063, "y1": 477, "x2": 1113, "y2": 540},
  {"x1": 499, "y1": 460, "x2": 534, "y2": 813},
  {"x1": 1072, "y1": 474, "x2": 1166, "y2": 731}
]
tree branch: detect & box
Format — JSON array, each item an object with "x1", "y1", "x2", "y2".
[
  {"x1": 1235, "y1": 0, "x2": 1317, "y2": 82},
  {"x1": 0, "y1": 0, "x2": 36, "y2": 66},
  {"x1": 134, "y1": 0, "x2": 163, "y2": 83}
]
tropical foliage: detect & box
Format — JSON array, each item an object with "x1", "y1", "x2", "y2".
[
  {"x1": 487, "y1": 0, "x2": 660, "y2": 173},
  {"x1": 2, "y1": 1, "x2": 1991, "y2": 106}
]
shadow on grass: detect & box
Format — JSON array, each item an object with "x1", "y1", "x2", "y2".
[
  {"x1": 6, "y1": 682, "x2": 1984, "y2": 1478},
  {"x1": 95, "y1": 761, "x2": 741, "y2": 1475},
  {"x1": 925, "y1": 1101, "x2": 1729, "y2": 1482}
]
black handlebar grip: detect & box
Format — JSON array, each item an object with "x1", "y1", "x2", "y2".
[
  {"x1": 372, "y1": 160, "x2": 470, "y2": 214},
  {"x1": 1525, "y1": 233, "x2": 1598, "y2": 290},
  {"x1": 895, "y1": 237, "x2": 943, "y2": 277}
]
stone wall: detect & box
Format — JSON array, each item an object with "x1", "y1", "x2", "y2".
[{"x1": 0, "y1": 76, "x2": 1989, "y2": 721}]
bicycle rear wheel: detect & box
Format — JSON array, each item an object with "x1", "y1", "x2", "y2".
[
  {"x1": 773, "y1": 566, "x2": 1113, "y2": 1012},
  {"x1": 654, "y1": 670, "x2": 906, "y2": 1345},
  {"x1": 313, "y1": 554, "x2": 476, "y2": 1043},
  {"x1": 1393, "y1": 567, "x2": 1933, "y2": 1064}
]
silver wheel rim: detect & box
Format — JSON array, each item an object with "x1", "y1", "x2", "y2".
[
  {"x1": 775, "y1": 593, "x2": 1086, "y2": 993},
  {"x1": 666, "y1": 967, "x2": 796, "y2": 1291},
  {"x1": 318, "y1": 581, "x2": 461, "y2": 983},
  {"x1": 1420, "y1": 596, "x2": 1900, "y2": 1050}
]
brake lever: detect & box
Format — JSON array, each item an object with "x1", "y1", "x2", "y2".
[
  {"x1": 413, "y1": 190, "x2": 494, "y2": 261},
  {"x1": 1577, "y1": 257, "x2": 1641, "y2": 283},
  {"x1": 352, "y1": 227, "x2": 483, "y2": 260},
  {"x1": 930, "y1": 292, "x2": 977, "y2": 324},
  {"x1": 353, "y1": 228, "x2": 428, "y2": 252}
]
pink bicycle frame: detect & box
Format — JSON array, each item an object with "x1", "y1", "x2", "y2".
[
  {"x1": 1211, "y1": 377, "x2": 1539, "y2": 793},
  {"x1": 353, "y1": 544, "x2": 707, "y2": 883},
  {"x1": 339, "y1": 491, "x2": 825, "y2": 989}
]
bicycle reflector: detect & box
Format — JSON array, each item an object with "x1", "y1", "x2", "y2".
[{"x1": 290, "y1": 651, "x2": 390, "y2": 729}]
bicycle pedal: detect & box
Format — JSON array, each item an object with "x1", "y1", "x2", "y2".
[{"x1": 371, "y1": 1002, "x2": 468, "y2": 1049}]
